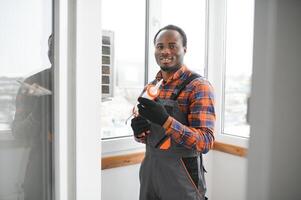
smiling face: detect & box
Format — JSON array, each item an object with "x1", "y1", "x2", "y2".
[{"x1": 154, "y1": 29, "x2": 186, "y2": 73}]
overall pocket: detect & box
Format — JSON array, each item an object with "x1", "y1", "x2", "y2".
[{"x1": 181, "y1": 156, "x2": 207, "y2": 199}]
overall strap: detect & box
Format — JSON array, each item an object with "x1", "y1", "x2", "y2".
[{"x1": 170, "y1": 73, "x2": 201, "y2": 100}]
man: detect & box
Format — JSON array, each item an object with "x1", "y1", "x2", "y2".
[
  {"x1": 131, "y1": 25, "x2": 215, "y2": 200},
  {"x1": 12, "y1": 34, "x2": 53, "y2": 200}
]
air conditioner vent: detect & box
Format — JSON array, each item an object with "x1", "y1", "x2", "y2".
[{"x1": 101, "y1": 30, "x2": 114, "y2": 100}]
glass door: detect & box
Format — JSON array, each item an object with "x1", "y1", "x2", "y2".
[{"x1": 0, "y1": 0, "x2": 53, "y2": 199}]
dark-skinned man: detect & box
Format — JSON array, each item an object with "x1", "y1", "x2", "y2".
[{"x1": 131, "y1": 25, "x2": 215, "y2": 200}]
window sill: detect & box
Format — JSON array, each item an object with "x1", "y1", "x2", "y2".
[
  {"x1": 101, "y1": 151, "x2": 145, "y2": 170},
  {"x1": 101, "y1": 141, "x2": 247, "y2": 170},
  {"x1": 213, "y1": 141, "x2": 247, "y2": 157}
]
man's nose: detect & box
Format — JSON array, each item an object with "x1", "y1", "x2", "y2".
[{"x1": 161, "y1": 47, "x2": 171, "y2": 54}]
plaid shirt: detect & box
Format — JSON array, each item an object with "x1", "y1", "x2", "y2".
[{"x1": 148, "y1": 65, "x2": 215, "y2": 153}]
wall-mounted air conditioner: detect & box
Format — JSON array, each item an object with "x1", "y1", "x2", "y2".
[{"x1": 101, "y1": 30, "x2": 114, "y2": 100}]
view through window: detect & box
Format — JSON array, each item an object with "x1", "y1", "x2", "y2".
[
  {"x1": 148, "y1": 0, "x2": 207, "y2": 79},
  {"x1": 101, "y1": 0, "x2": 146, "y2": 139},
  {"x1": 101, "y1": 0, "x2": 207, "y2": 140},
  {"x1": 223, "y1": 0, "x2": 255, "y2": 138}
]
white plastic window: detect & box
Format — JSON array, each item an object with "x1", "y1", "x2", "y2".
[
  {"x1": 101, "y1": 0, "x2": 207, "y2": 142},
  {"x1": 223, "y1": 0, "x2": 254, "y2": 138},
  {"x1": 101, "y1": 0, "x2": 208, "y2": 156},
  {"x1": 101, "y1": 0, "x2": 146, "y2": 139},
  {"x1": 148, "y1": 0, "x2": 207, "y2": 79}
]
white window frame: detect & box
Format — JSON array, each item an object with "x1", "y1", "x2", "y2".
[
  {"x1": 100, "y1": 0, "x2": 148, "y2": 156},
  {"x1": 102, "y1": 0, "x2": 253, "y2": 157},
  {"x1": 54, "y1": 1, "x2": 70, "y2": 199},
  {"x1": 54, "y1": 0, "x2": 101, "y2": 199},
  {"x1": 101, "y1": 0, "x2": 239, "y2": 156},
  {"x1": 207, "y1": 0, "x2": 249, "y2": 148}
]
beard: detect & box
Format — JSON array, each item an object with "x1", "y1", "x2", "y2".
[{"x1": 160, "y1": 65, "x2": 181, "y2": 73}]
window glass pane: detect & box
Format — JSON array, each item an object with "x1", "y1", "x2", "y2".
[
  {"x1": 223, "y1": 0, "x2": 254, "y2": 138},
  {"x1": 101, "y1": 0, "x2": 145, "y2": 139},
  {"x1": 0, "y1": 0, "x2": 53, "y2": 199},
  {"x1": 149, "y1": 0, "x2": 206, "y2": 78}
]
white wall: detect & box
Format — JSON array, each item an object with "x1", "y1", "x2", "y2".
[
  {"x1": 211, "y1": 151, "x2": 247, "y2": 200},
  {"x1": 101, "y1": 151, "x2": 247, "y2": 200},
  {"x1": 101, "y1": 164, "x2": 140, "y2": 200},
  {"x1": 75, "y1": 0, "x2": 102, "y2": 199},
  {"x1": 247, "y1": 0, "x2": 301, "y2": 199}
]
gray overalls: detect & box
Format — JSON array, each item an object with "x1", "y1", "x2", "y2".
[{"x1": 139, "y1": 74, "x2": 207, "y2": 200}]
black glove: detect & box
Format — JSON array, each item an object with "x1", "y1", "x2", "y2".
[
  {"x1": 131, "y1": 116, "x2": 151, "y2": 137},
  {"x1": 137, "y1": 97, "x2": 169, "y2": 126}
]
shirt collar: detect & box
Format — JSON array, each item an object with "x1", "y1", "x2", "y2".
[{"x1": 155, "y1": 65, "x2": 188, "y2": 83}]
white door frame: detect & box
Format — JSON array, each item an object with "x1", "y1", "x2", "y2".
[{"x1": 54, "y1": 0, "x2": 102, "y2": 199}]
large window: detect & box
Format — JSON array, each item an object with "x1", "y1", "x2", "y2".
[
  {"x1": 148, "y1": 0, "x2": 207, "y2": 79},
  {"x1": 223, "y1": 0, "x2": 254, "y2": 138},
  {"x1": 101, "y1": 0, "x2": 207, "y2": 141},
  {"x1": 101, "y1": 0, "x2": 146, "y2": 139},
  {"x1": 0, "y1": 0, "x2": 53, "y2": 199},
  {"x1": 100, "y1": 0, "x2": 253, "y2": 145}
]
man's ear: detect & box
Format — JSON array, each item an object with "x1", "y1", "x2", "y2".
[{"x1": 184, "y1": 47, "x2": 187, "y2": 53}]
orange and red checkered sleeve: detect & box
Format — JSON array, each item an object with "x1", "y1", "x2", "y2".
[{"x1": 164, "y1": 79, "x2": 215, "y2": 153}]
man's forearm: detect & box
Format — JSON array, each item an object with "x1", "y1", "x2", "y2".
[{"x1": 163, "y1": 117, "x2": 215, "y2": 153}]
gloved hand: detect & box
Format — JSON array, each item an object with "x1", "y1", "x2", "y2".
[
  {"x1": 131, "y1": 116, "x2": 151, "y2": 137},
  {"x1": 137, "y1": 97, "x2": 169, "y2": 126}
]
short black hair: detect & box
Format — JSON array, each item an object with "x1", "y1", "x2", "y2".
[{"x1": 153, "y1": 24, "x2": 187, "y2": 47}]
